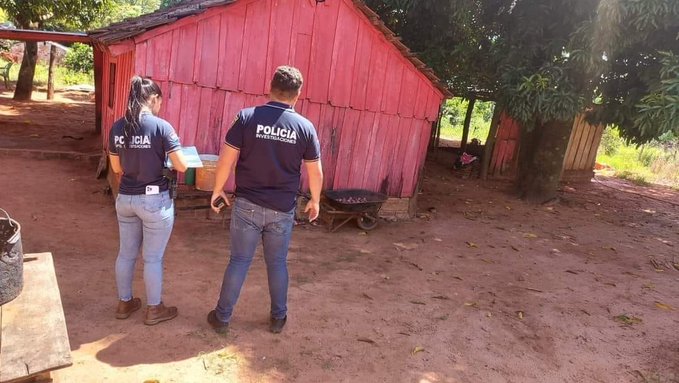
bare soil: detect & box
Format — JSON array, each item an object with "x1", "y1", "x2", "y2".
[
  {"x1": 1, "y1": 95, "x2": 678, "y2": 383},
  {"x1": 0, "y1": 89, "x2": 99, "y2": 153}
]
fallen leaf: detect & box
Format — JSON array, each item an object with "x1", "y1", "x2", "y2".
[
  {"x1": 394, "y1": 242, "x2": 418, "y2": 251},
  {"x1": 486, "y1": 312, "x2": 492, "y2": 318},
  {"x1": 411, "y1": 346, "x2": 425, "y2": 355},
  {"x1": 481, "y1": 259, "x2": 495, "y2": 264},
  {"x1": 144, "y1": 380, "x2": 160, "y2": 383},
  {"x1": 655, "y1": 302, "x2": 674, "y2": 311},
  {"x1": 641, "y1": 283, "x2": 655, "y2": 290},
  {"x1": 614, "y1": 314, "x2": 642, "y2": 326},
  {"x1": 358, "y1": 231, "x2": 367, "y2": 236},
  {"x1": 523, "y1": 233, "x2": 538, "y2": 239},
  {"x1": 516, "y1": 311, "x2": 525, "y2": 320},
  {"x1": 524, "y1": 287, "x2": 544, "y2": 293},
  {"x1": 465, "y1": 241, "x2": 478, "y2": 248},
  {"x1": 357, "y1": 337, "x2": 376, "y2": 344},
  {"x1": 433, "y1": 237, "x2": 443, "y2": 242},
  {"x1": 464, "y1": 302, "x2": 478, "y2": 308},
  {"x1": 359, "y1": 249, "x2": 372, "y2": 254}
]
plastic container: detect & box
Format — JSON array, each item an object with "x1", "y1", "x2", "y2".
[
  {"x1": 195, "y1": 154, "x2": 219, "y2": 191},
  {"x1": 0, "y1": 208, "x2": 23, "y2": 305},
  {"x1": 184, "y1": 167, "x2": 196, "y2": 186}
]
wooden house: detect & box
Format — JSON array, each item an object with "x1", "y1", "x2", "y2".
[
  {"x1": 88, "y1": 0, "x2": 450, "y2": 214},
  {"x1": 487, "y1": 113, "x2": 605, "y2": 182}
]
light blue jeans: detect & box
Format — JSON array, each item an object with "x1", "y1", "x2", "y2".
[
  {"x1": 215, "y1": 197, "x2": 295, "y2": 323},
  {"x1": 115, "y1": 191, "x2": 174, "y2": 306}
]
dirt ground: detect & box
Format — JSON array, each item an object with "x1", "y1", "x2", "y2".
[
  {"x1": 0, "y1": 89, "x2": 99, "y2": 153},
  {"x1": 1, "y1": 96, "x2": 679, "y2": 383}
]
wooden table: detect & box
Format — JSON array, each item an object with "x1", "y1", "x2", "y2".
[{"x1": 0, "y1": 253, "x2": 72, "y2": 383}]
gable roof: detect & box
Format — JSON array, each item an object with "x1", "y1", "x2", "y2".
[{"x1": 88, "y1": 0, "x2": 451, "y2": 97}]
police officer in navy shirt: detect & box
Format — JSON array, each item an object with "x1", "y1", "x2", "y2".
[
  {"x1": 207, "y1": 66, "x2": 323, "y2": 334},
  {"x1": 109, "y1": 76, "x2": 188, "y2": 326}
]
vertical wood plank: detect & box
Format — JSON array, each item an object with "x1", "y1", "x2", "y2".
[
  {"x1": 307, "y1": 0, "x2": 340, "y2": 103},
  {"x1": 365, "y1": 41, "x2": 388, "y2": 112},
  {"x1": 349, "y1": 23, "x2": 372, "y2": 111},
  {"x1": 239, "y1": 0, "x2": 271, "y2": 94},
  {"x1": 217, "y1": 7, "x2": 246, "y2": 91},
  {"x1": 265, "y1": 0, "x2": 295, "y2": 92},
  {"x1": 194, "y1": 87, "x2": 214, "y2": 153},
  {"x1": 178, "y1": 84, "x2": 201, "y2": 146},
  {"x1": 328, "y1": 1, "x2": 359, "y2": 108},
  {"x1": 380, "y1": 55, "x2": 403, "y2": 115},
  {"x1": 194, "y1": 15, "x2": 221, "y2": 87}
]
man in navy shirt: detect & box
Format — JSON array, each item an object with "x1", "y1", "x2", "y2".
[{"x1": 208, "y1": 66, "x2": 323, "y2": 334}]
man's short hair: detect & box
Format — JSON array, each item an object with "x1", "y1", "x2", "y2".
[{"x1": 270, "y1": 66, "x2": 303, "y2": 99}]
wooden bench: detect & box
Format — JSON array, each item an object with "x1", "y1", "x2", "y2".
[
  {"x1": 0, "y1": 253, "x2": 72, "y2": 383},
  {"x1": 1, "y1": 62, "x2": 12, "y2": 89}
]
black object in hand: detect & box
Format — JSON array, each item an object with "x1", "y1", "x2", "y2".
[{"x1": 213, "y1": 196, "x2": 226, "y2": 209}]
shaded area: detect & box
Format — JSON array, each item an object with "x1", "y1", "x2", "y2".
[{"x1": 0, "y1": 89, "x2": 99, "y2": 153}]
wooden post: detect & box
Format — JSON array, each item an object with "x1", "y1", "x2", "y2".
[
  {"x1": 460, "y1": 97, "x2": 476, "y2": 151},
  {"x1": 47, "y1": 44, "x2": 57, "y2": 100},
  {"x1": 480, "y1": 103, "x2": 501, "y2": 180}
]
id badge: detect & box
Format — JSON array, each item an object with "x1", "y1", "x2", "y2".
[{"x1": 145, "y1": 185, "x2": 160, "y2": 195}]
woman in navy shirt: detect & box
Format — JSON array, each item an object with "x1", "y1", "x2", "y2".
[{"x1": 108, "y1": 76, "x2": 187, "y2": 325}]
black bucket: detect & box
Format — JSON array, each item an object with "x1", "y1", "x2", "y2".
[{"x1": 0, "y1": 208, "x2": 23, "y2": 305}]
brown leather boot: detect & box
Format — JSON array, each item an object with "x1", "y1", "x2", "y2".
[
  {"x1": 144, "y1": 302, "x2": 178, "y2": 325},
  {"x1": 115, "y1": 297, "x2": 141, "y2": 319}
]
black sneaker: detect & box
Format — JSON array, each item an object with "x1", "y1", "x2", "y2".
[
  {"x1": 269, "y1": 316, "x2": 287, "y2": 334},
  {"x1": 207, "y1": 310, "x2": 229, "y2": 334}
]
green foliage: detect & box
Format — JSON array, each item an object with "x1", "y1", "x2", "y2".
[
  {"x1": 367, "y1": 0, "x2": 679, "y2": 144},
  {"x1": 0, "y1": 0, "x2": 110, "y2": 29},
  {"x1": 5, "y1": 60, "x2": 94, "y2": 87},
  {"x1": 597, "y1": 127, "x2": 679, "y2": 188},
  {"x1": 440, "y1": 98, "x2": 495, "y2": 143},
  {"x1": 63, "y1": 43, "x2": 93, "y2": 74},
  {"x1": 92, "y1": 0, "x2": 161, "y2": 29},
  {"x1": 599, "y1": 127, "x2": 622, "y2": 156}
]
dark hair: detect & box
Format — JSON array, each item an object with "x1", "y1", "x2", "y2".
[
  {"x1": 123, "y1": 76, "x2": 162, "y2": 147},
  {"x1": 270, "y1": 66, "x2": 303, "y2": 100}
]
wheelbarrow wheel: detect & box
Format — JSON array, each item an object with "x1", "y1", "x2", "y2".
[{"x1": 356, "y1": 214, "x2": 378, "y2": 231}]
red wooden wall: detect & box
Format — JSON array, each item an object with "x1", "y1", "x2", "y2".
[
  {"x1": 100, "y1": 0, "x2": 445, "y2": 198},
  {"x1": 488, "y1": 113, "x2": 605, "y2": 182}
]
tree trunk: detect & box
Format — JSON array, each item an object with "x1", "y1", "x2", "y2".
[
  {"x1": 480, "y1": 103, "x2": 502, "y2": 180},
  {"x1": 13, "y1": 41, "x2": 38, "y2": 101},
  {"x1": 47, "y1": 44, "x2": 57, "y2": 100},
  {"x1": 460, "y1": 97, "x2": 476, "y2": 151},
  {"x1": 516, "y1": 119, "x2": 573, "y2": 203}
]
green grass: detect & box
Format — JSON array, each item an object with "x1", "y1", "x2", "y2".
[
  {"x1": 438, "y1": 98, "x2": 494, "y2": 145},
  {"x1": 596, "y1": 129, "x2": 679, "y2": 188},
  {"x1": 2, "y1": 60, "x2": 94, "y2": 88}
]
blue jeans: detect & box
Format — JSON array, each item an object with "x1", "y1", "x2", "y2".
[
  {"x1": 115, "y1": 191, "x2": 174, "y2": 306},
  {"x1": 216, "y1": 197, "x2": 295, "y2": 322}
]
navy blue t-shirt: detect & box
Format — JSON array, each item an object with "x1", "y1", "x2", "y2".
[
  {"x1": 108, "y1": 112, "x2": 181, "y2": 195},
  {"x1": 225, "y1": 101, "x2": 321, "y2": 212}
]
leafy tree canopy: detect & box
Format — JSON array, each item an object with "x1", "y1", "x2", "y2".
[{"x1": 368, "y1": 0, "x2": 679, "y2": 144}]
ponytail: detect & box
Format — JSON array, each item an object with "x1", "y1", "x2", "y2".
[{"x1": 123, "y1": 76, "x2": 162, "y2": 148}]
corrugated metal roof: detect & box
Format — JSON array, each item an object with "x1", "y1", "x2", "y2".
[{"x1": 88, "y1": 0, "x2": 451, "y2": 98}]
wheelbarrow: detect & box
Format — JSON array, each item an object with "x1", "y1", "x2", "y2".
[{"x1": 322, "y1": 189, "x2": 388, "y2": 232}]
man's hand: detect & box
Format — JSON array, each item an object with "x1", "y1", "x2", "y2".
[
  {"x1": 210, "y1": 190, "x2": 230, "y2": 213},
  {"x1": 304, "y1": 199, "x2": 320, "y2": 222}
]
